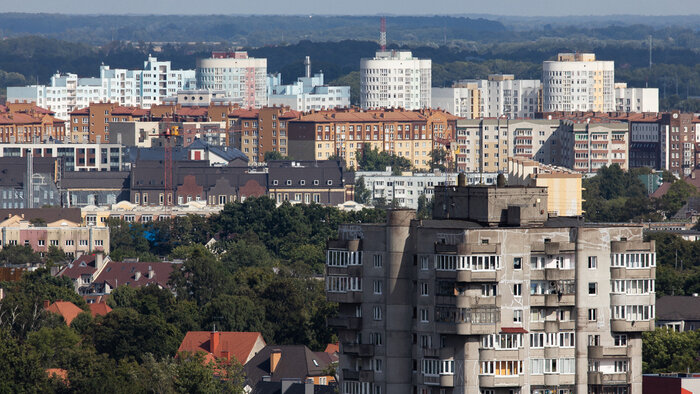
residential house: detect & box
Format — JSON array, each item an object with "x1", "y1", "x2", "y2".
[
  {"x1": 89, "y1": 260, "x2": 178, "y2": 294},
  {"x1": 244, "y1": 345, "x2": 337, "y2": 388},
  {"x1": 655, "y1": 295, "x2": 700, "y2": 332},
  {"x1": 44, "y1": 300, "x2": 84, "y2": 325},
  {"x1": 178, "y1": 331, "x2": 267, "y2": 365}
]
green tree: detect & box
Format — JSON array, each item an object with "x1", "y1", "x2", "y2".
[
  {"x1": 643, "y1": 328, "x2": 700, "y2": 373},
  {"x1": 0, "y1": 329, "x2": 50, "y2": 392},
  {"x1": 355, "y1": 144, "x2": 412, "y2": 174},
  {"x1": 201, "y1": 294, "x2": 266, "y2": 333},
  {"x1": 354, "y1": 176, "x2": 371, "y2": 205},
  {"x1": 657, "y1": 179, "x2": 698, "y2": 217},
  {"x1": 264, "y1": 150, "x2": 290, "y2": 161},
  {"x1": 26, "y1": 325, "x2": 82, "y2": 369},
  {"x1": 169, "y1": 245, "x2": 229, "y2": 306},
  {"x1": 428, "y1": 148, "x2": 447, "y2": 172},
  {"x1": 416, "y1": 194, "x2": 433, "y2": 219},
  {"x1": 0, "y1": 245, "x2": 42, "y2": 266}
]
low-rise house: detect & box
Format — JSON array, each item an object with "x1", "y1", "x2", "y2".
[
  {"x1": 89, "y1": 260, "x2": 178, "y2": 294},
  {"x1": 58, "y1": 253, "x2": 109, "y2": 294},
  {"x1": 643, "y1": 374, "x2": 700, "y2": 394},
  {"x1": 88, "y1": 302, "x2": 112, "y2": 318},
  {"x1": 244, "y1": 345, "x2": 336, "y2": 388},
  {"x1": 656, "y1": 295, "x2": 700, "y2": 332},
  {"x1": 178, "y1": 331, "x2": 266, "y2": 365},
  {"x1": 44, "y1": 300, "x2": 84, "y2": 325}
]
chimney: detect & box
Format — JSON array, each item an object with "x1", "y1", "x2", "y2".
[
  {"x1": 95, "y1": 253, "x2": 105, "y2": 271},
  {"x1": 134, "y1": 271, "x2": 142, "y2": 281},
  {"x1": 210, "y1": 330, "x2": 220, "y2": 354},
  {"x1": 271, "y1": 348, "x2": 282, "y2": 373},
  {"x1": 147, "y1": 266, "x2": 154, "y2": 279},
  {"x1": 43, "y1": 300, "x2": 50, "y2": 309}
]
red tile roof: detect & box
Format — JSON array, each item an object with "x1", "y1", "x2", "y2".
[
  {"x1": 178, "y1": 331, "x2": 265, "y2": 364},
  {"x1": 0, "y1": 113, "x2": 42, "y2": 125},
  {"x1": 70, "y1": 107, "x2": 89, "y2": 115},
  {"x1": 324, "y1": 343, "x2": 339, "y2": 354},
  {"x1": 59, "y1": 254, "x2": 101, "y2": 279},
  {"x1": 228, "y1": 109, "x2": 260, "y2": 118},
  {"x1": 89, "y1": 302, "x2": 112, "y2": 317},
  {"x1": 45, "y1": 301, "x2": 84, "y2": 326}
]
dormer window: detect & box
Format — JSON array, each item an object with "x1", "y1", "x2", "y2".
[
  {"x1": 273, "y1": 180, "x2": 278, "y2": 186},
  {"x1": 327, "y1": 180, "x2": 333, "y2": 186},
  {"x1": 300, "y1": 180, "x2": 306, "y2": 186},
  {"x1": 314, "y1": 180, "x2": 319, "y2": 185},
  {"x1": 286, "y1": 180, "x2": 292, "y2": 186}
]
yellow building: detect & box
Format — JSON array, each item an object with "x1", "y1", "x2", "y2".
[{"x1": 508, "y1": 157, "x2": 583, "y2": 216}]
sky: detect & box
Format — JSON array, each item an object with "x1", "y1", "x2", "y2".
[{"x1": 2, "y1": 0, "x2": 700, "y2": 17}]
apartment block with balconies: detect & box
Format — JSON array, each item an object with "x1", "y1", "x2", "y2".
[{"x1": 326, "y1": 183, "x2": 654, "y2": 394}]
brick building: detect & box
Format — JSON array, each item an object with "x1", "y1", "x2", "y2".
[
  {"x1": 228, "y1": 106, "x2": 301, "y2": 163},
  {"x1": 0, "y1": 103, "x2": 66, "y2": 143},
  {"x1": 69, "y1": 103, "x2": 148, "y2": 143}
]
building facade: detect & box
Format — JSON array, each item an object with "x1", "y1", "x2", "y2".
[
  {"x1": 614, "y1": 84, "x2": 659, "y2": 113},
  {"x1": 69, "y1": 103, "x2": 149, "y2": 143},
  {"x1": 196, "y1": 51, "x2": 268, "y2": 109},
  {"x1": 7, "y1": 56, "x2": 195, "y2": 120},
  {"x1": 288, "y1": 108, "x2": 456, "y2": 171},
  {"x1": 0, "y1": 103, "x2": 66, "y2": 143},
  {"x1": 229, "y1": 106, "x2": 300, "y2": 163},
  {"x1": 542, "y1": 53, "x2": 615, "y2": 113},
  {"x1": 559, "y1": 121, "x2": 629, "y2": 173},
  {"x1": 360, "y1": 51, "x2": 431, "y2": 110},
  {"x1": 327, "y1": 185, "x2": 655, "y2": 394},
  {"x1": 268, "y1": 60, "x2": 351, "y2": 111},
  {"x1": 431, "y1": 83, "x2": 481, "y2": 119}
]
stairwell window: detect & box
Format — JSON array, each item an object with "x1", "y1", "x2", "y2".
[{"x1": 373, "y1": 306, "x2": 382, "y2": 321}]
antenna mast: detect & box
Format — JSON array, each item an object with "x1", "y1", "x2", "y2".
[
  {"x1": 647, "y1": 35, "x2": 652, "y2": 88},
  {"x1": 380, "y1": 17, "x2": 386, "y2": 51}
]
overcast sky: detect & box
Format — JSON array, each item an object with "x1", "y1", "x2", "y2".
[{"x1": 2, "y1": 0, "x2": 700, "y2": 16}]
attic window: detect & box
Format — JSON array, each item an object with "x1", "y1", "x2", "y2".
[
  {"x1": 314, "y1": 180, "x2": 319, "y2": 186},
  {"x1": 286, "y1": 180, "x2": 292, "y2": 186},
  {"x1": 80, "y1": 262, "x2": 87, "y2": 267},
  {"x1": 300, "y1": 180, "x2": 306, "y2": 186},
  {"x1": 313, "y1": 360, "x2": 319, "y2": 367},
  {"x1": 272, "y1": 180, "x2": 278, "y2": 186},
  {"x1": 327, "y1": 180, "x2": 333, "y2": 186},
  {"x1": 481, "y1": 239, "x2": 489, "y2": 245}
]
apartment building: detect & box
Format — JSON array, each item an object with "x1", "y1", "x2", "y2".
[
  {"x1": 228, "y1": 106, "x2": 301, "y2": 163},
  {"x1": 69, "y1": 103, "x2": 149, "y2": 143},
  {"x1": 558, "y1": 120, "x2": 629, "y2": 173},
  {"x1": 614, "y1": 84, "x2": 659, "y2": 113},
  {"x1": 326, "y1": 184, "x2": 655, "y2": 394},
  {"x1": 508, "y1": 157, "x2": 583, "y2": 217},
  {"x1": 0, "y1": 214, "x2": 110, "y2": 257},
  {"x1": 0, "y1": 142, "x2": 126, "y2": 172},
  {"x1": 360, "y1": 50, "x2": 431, "y2": 110},
  {"x1": 196, "y1": 51, "x2": 268, "y2": 109},
  {"x1": 268, "y1": 59, "x2": 351, "y2": 111},
  {"x1": 431, "y1": 83, "x2": 481, "y2": 119},
  {"x1": 660, "y1": 111, "x2": 696, "y2": 177},
  {"x1": 355, "y1": 168, "x2": 459, "y2": 209},
  {"x1": 0, "y1": 103, "x2": 67, "y2": 143},
  {"x1": 7, "y1": 56, "x2": 195, "y2": 120},
  {"x1": 543, "y1": 53, "x2": 615, "y2": 113},
  {"x1": 288, "y1": 108, "x2": 456, "y2": 171}
]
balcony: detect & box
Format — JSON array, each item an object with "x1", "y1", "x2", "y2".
[
  {"x1": 423, "y1": 375, "x2": 440, "y2": 386},
  {"x1": 343, "y1": 343, "x2": 375, "y2": 357},
  {"x1": 545, "y1": 268, "x2": 575, "y2": 281},
  {"x1": 587, "y1": 371, "x2": 630, "y2": 385},
  {"x1": 327, "y1": 239, "x2": 361, "y2": 251},
  {"x1": 327, "y1": 265, "x2": 362, "y2": 276},
  {"x1": 327, "y1": 291, "x2": 362, "y2": 304},
  {"x1": 610, "y1": 319, "x2": 654, "y2": 332},
  {"x1": 479, "y1": 375, "x2": 524, "y2": 388},
  {"x1": 458, "y1": 270, "x2": 501, "y2": 282},
  {"x1": 422, "y1": 347, "x2": 439, "y2": 357},
  {"x1": 611, "y1": 267, "x2": 656, "y2": 280},
  {"x1": 342, "y1": 369, "x2": 372, "y2": 381},
  {"x1": 610, "y1": 240, "x2": 654, "y2": 254},
  {"x1": 456, "y1": 295, "x2": 501, "y2": 309},
  {"x1": 327, "y1": 316, "x2": 361, "y2": 330},
  {"x1": 545, "y1": 293, "x2": 575, "y2": 307},
  {"x1": 440, "y1": 374, "x2": 454, "y2": 387},
  {"x1": 588, "y1": 346, "x2": 630, "y2": 359}
]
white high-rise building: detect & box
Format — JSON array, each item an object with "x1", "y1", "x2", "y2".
[
  {"x1": 614, "y1": 83, "x2": 659, "y2": 113},
  {"x1": 542, "y1": 53, "x2": 615, "y2": 112},
  {"x1": 432, "y1": 75, "x2": 540, "y2": 119},
  {"x1": 196, "y1": 51, "x2": 267, "y2": 109},
  {"x1": 6, "y1": 56, "x2": 196, "y2": 120},
  {"x1": 360, "y1": 50, "x2": 431, "y2": 110}
]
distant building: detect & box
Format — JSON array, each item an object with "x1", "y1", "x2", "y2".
[
  {"x1": 244, "y1": 345, "x2": 336, "y2": 388},
  {"x1": 69, "y1": 103, "x2": 149, "y2": 143},
  {"x1": 360, "y1": 50, "x2": 431, "y2": 110},
  {"x1": 0, "y1": 103, "x2": 67, "y2": 142},
  {"x1": 655, "y1": 295, "x2": 700, "y2": 332},
  {"x1": 434, "y1": 75, "x2": 541, "y2": 119},
  {"x1": 7, "y1": 56, "x2": 195, "y2": 120},
  {"x1": 228, "y1": 106, "x2": 301, "y2": 163},
  {"x1": 508, "y1": 156, "x2": 583, "y2": 217},
  {"x1": 196, "y1": 51, "x2": 267, "y2": 109},
  {"x1": 543, "y1": 53, "x2": 615, "y2": 112},
  {"x1": 44, "y1": 300, "x2": 84, "y2": 326},
  {"x1": 178, "y1": 331, "x2": 266, "y2": 365},
  {"x1": 89, "y1": 260, "x2": 178, "y2": 294},
  {"x1": 268, "y1": 57, "x2": 350, "y2": 111},
  {"x1": 614, "y1": 83, "x2": 659, "y2": 113}
]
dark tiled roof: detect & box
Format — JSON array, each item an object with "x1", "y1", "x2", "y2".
[
  {"x1": 656, "y1": 296, "x2": 700, "y2": 321},
  {"x1": 93, "y1": 261, "x2": 177, "y2": 289},
  {"x1": 0, "y1": 208, "x2": 81, "y2": 224},
  {"x1": 245, "y1": 345, "x2": 332, "y2": 387},
  {"x1": 0, "y1": 157, "x2": 57, "y2": 187},
  {"x1": 251, "y1": 381, "x2": 336, "y2": 394},
  {"x1": 61, "y1": 171, "x2": 130, "y2": 189},
  {"x1": 59, "y1": 254, "x2": 101, "y2": 280}
]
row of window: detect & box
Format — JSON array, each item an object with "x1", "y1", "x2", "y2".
[
  {"x1": 421, "y1": 359, "x2": 455, "y2": 376},
  {"x1": 3, "y1": 239, "x2": 102, "y2": 247},
  {"x1": 271, "y1": 179, "x2": 332, "y2": 186},
  {"x1": 326, "y1": 276, "x2": 362, "y2": 292}
]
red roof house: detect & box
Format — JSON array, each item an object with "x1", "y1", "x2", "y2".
[
  {"x1": 88, "y1": 302, "x2": 112, "y2": 317},
  {"x1": 178, "y1": 331, "x2": 266, "y2": 365},
  {"x1": 44, "y1": 301, "x2": 84, "y2": 326}
]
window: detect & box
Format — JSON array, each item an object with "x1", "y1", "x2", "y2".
[
  {"x1": 513, "y1": 257, "x2": 522, "y2": 270},
  {"x1": 530, "y1": 333, "x2": 544, "y2": 348},
  {"x1": 420, "y1": 282, "x2": 429, "y2": 296},
  {"x1": 482, "y1": 284, "x2": 497, "y2": 297},
  {"x1": 614, "y1": 334, "x2": 627, "y2": 347},
  {"x1": 588, "y1": 335, "x2": 601, "y2": 346},
  {"x1": 372, "y1": 358, "x2": 383, "y2": 372},
  {"x1": 420, "y1": 308, "x2": 429, "y2": 323},
  {"x1": 420, "y1": 256, "x2": 430, "y2": 270},
  {"x1": 373, "y1": 306, "x2": 382, "y2": 320},
  {"x1": 420, "y1": 335, "x2": 432, "y2": 348},
  {"x1": 530, "y1": 308, "x2": 545, "y2": 322},
  {"x1": 373, "y1": 280, "x2": 383, "y2": 294},
  {"x1": 513, "y1": 309, "x2": 523, "y2": 323},
  {"x1": 95, "y1": 240, "x2": 104, "y2": 247},
  {"x1": 530, "y1": 256, "x2": 545, "y2": 270},
  {"x1": 513, "y1": 283, "x2": 522, "y2": 297},
  {"x1": 38, "y1": 240, "x2": 45, "y2": 246},
  {"x1": 588, "y1": 256, "x2": 597, "y2": 269},
  {"x1": 65, "y1": 240, "x2": 74, "y2": 246},
  {"x1": 588, "y1": 282, "x2": 597, "y2": 295},
  {"x1": 373, "y1": 254, "x2": 383, "y2": 268},
  {"x1": 615, "y1": 360, "x2": 628, "y2": 372},
  {"x1": 370, "y1": 332, "x2": 383, "y2": 346},
  {"x1": 50, "y1": 240, "x2": 59, "y2": 246},
  {"x1": 559, "y1": 332, "x2": 575, "y2": 347},
  {"x1": 588, "y1": 308, "x2": 597, "y2": 321}
]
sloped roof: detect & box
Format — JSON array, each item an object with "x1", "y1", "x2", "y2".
[
  {"x1": 0, "y1": 208, "x2": 81, "y2": 224},
  {"x1": 45, "y1": 301, "x2": 84, "y2": 325},
  {"x1": 89, "y1": 302, "x2": 112, "y2": 317},
  {"x1": 244, "y1": 345, "x2": 332, "y2": 386},
  {"x1": 656, "y1": 296, "x2": 700, "y2": 321},
  {"x1": 59, "y1": 254, "x2": 103, "y2": 279},
  {"x1": 178, "y1": 331, "x2": 264, "y2": 364},
  {"x1": 251, "y1": 381, "x2": 336, "y2": 394},
  {"x1": 93, "y1": 261, "x2": 176, "y2": 289},
  {"x1": 323, "y1": 343, "x2": 338, "y2": 355}
]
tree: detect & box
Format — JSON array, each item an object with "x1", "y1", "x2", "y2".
[
  {"x1": 416, "y1": 194, "x2": 433, "y2": 219},
  {"x1": 0, "y1": 245, "x2": 42, "y2": 266},
  {"x1": 0, "y1": 329, "x2": 50, "y2": 392},
  {"x1": 428, "y1": 148, "x2": 447, "y2": 172},
  {"x1": 496, "y1": 173, "x2": 507, "y2": 187},
  {"x1": 201, "y1": 294, "x2": 266, "y2": 333},
  {"x1": 354, "y1": 176, "x2": 371, "y2": 205},
  {"x1": 26, "y1": 325, "x2": 81, "y2": 369},
  {"x1": 355, "y1": 144, "x2": 412, "y2": 174},
  {"x1": 643, "y1": 328, "x2": 700, "y2": 373},
  {"x1": 264, "y1": 150, "x2": 290, "y2": 161},
  {"x1": 45, "y1": 246, "x2": 68, "y2": 266},
  {"x1": 657, "y1": 179, "x2": 698, "y2": 217},
  {"x1": 169, "y1": 245, "x2": 229, "y2": 306}
]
